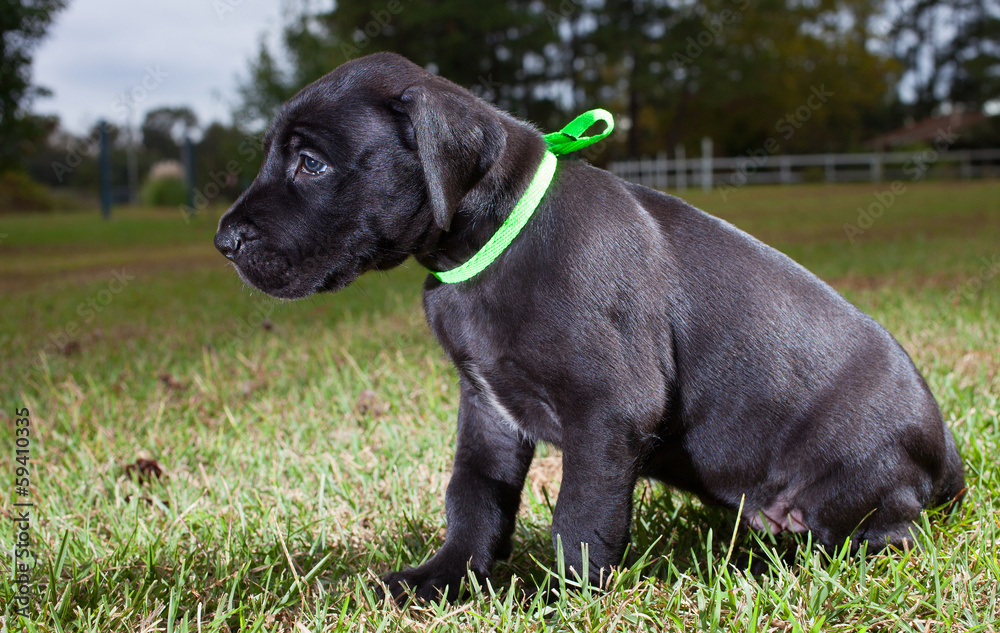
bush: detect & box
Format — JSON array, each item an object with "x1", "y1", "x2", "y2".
[
  {"x1": 140, "y1": 177, "x2": 188, "y2": 207},
  {"x1": 0, "y1": 171, "x2": 55, "y2": 213}
]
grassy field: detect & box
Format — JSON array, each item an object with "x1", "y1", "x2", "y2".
[{"x1": 1, "y1": 181, "x2": 998, "y2": 632}]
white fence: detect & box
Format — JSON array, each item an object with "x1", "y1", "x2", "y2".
[{"x1": 608, "y1": 139, "x2": 1000, "y2": 192}]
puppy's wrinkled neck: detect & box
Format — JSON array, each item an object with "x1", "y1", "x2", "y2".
[{"x1": 415, "y1": 121, "x2": 549, "y2": 281}]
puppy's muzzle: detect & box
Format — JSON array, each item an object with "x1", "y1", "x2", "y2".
[{"x1": 214, "y1": 219, "x2": 259, "y2": 261}]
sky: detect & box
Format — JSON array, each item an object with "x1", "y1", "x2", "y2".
[{"x1": 32, "y1": 0, "x2": 289, "y2": 136}]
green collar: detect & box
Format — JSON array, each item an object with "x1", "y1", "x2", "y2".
[{"x1": 432, "y1": 109, "x2": 614, "y2": 284}]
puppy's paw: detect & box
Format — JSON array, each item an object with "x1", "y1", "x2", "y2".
[{"x1": 379, "y1": 564, "x2": 480, "y2": 603}]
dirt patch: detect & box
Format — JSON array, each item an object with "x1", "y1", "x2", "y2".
[
  {"x1": 523, "y1": 453, "x2": 562, "y2": 513},
  {"x1": 0, "y1": 247, "x2": 226, "y2": 293}
]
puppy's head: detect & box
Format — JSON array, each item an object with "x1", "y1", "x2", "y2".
[{"x1": 214, "y1": 52, "x2": 514, "y2": 299}]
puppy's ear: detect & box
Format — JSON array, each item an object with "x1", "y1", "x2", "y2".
[{"x1": 399, "y1": 83, "x2": 506, "y2": 231}]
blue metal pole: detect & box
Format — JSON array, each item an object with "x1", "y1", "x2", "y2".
[
  {"x1": 185, "y1": 136, "x2": 195, "y2": 212},
  {"x1": 99, "y1": 120, "x2": 111, "y2": 219}
]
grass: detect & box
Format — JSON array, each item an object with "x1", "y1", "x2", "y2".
[{"x1": 1, "y1": 180, "x2": 998, "y2": 631}]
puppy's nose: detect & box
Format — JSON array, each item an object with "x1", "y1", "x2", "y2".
[{"x1": 214, "y1": 225, "x2": 242, "y2": 259}]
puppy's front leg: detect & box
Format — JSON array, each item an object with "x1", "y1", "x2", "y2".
[
  {"x1": 549, "y1": 439, "x2": 638, "y2": 590},
  {"x1": 382, "y1": 380, "x2": 535, "y2": 602}
]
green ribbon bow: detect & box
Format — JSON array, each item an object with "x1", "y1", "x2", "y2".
[{"x1": 432, "y1": 109, "x2": 614, "y2": 284}]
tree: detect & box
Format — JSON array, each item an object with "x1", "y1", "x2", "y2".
[
  {"x1": 888, "y1": 0, "x2": 1000, "y2": 117},
  {"x1": 236, "y1": 0, "x2": 904, "y2": 158},
  {"x1": 233, "y1": 42, "x2": 297, "y2": 133},
  {"x1": 0, "y1": 0, "x2": 67, "y2": 173},
  {"x1": 140, "y1": 106, "x2": 198, "y2": 162},
  {"x1": 551, "y1": 0, "x2": 900, "y2": 156},
  {"x1": 235, "y1": 1, "x2": 560, "y2": 130},
  {"x1": 550, "y1": 0, "x2": 681, "y2": 157},
  {"x1": 192, "y1": 121, "x2": 261, "y2": 204}
]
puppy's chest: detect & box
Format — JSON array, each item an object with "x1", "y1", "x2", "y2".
[
  {"x1": 427, "y1": 303, "x2": 565, "y2": 442},
  {"x1": 461, "y1": 359, "x2": 563, "y2": 443}
]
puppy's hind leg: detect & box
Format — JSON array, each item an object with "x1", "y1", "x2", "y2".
[
  {"x1": 809, "y1": 476, "x2": 927, "y2": 555},
  {"x1": 931, "y1": 428, "x2": 967, "y2": 514},
  {"x1": 855, "y1": 428, "x2": 967, "y2": 552},
  {"x1": 856, "y1": 481, "x2": 945, "y2": 554}
]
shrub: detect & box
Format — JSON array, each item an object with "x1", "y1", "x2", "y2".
[
  {"x1": 0, "y1": 171, "x2": 55, "y2": 213},
  {"x1": 140, "y1": 176, "x2": 188, "y2": 207}
]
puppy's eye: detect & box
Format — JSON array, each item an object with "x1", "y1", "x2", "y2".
[{"x1": 298, "y1": 154, "x2": 328, "y2": 176}]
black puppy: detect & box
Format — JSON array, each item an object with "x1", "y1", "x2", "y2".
[{"x1": 215, "y1": 52, "x2": 965, "y2": 601}]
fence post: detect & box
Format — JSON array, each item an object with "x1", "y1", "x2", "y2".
[
  {"x1": 184, "y1": 136, "x2": 196, "y2": 212},
  {"x1": 701, "y1": 137, "x2": 712, "y2": 192},
  {"x1": 825, "y1": 154, "x2": 835, "y2": 183},
  {"x1": 960, "y1": 151, "x2": 972, "y2": 179},
  {"x1": 676, "y1": 144, "x2": 687, "y2": 191},
  {"x1": 780, "y1": 156, "x2": 791, "y2": 184},
  {"x1": 126, "y1": 121, "x2": 139, "y2": 205},
  {"x1": 656, "y1": 150, "x2": 668, "y2": 190},
  {"x1": 99, "y1": 120, "x2": 111, "y2": 220},
  {"x1": 871, "y1": 152, "x2": 883, "y2": 182}
]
